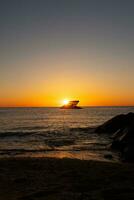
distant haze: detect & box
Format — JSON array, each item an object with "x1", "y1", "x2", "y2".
[{"x1": 0, "y1": 0, "x2": 134, "y2": 107}]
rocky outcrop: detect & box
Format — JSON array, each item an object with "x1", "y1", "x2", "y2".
[
  {"x1": 95, "y1": 112, "x2": 134, "y2": 162},
  {"x1": 95, "y1": 112, "x2": 134, "y2": 134},
  {"x1": 111, "y1": 125, "x2": 134, "y2": 162}
]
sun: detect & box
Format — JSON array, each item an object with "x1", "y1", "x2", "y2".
[{"x1": 63, "y1": 99, "x2": 69, "y2": 105}]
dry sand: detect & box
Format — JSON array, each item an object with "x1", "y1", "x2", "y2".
[{"x1": 0, "y1": 157, "x2": 134, "y2": 200}]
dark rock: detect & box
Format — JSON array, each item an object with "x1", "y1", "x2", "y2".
[
  {"x1": 111, "y1": 126, "x2": 134, "y2": 148},
  {"x1": 96, "y1": 112, "x2": 134, "y2": 162},
  {"x1": 95, "y1": 112, "x2": 134, "y2": 134},
  {"x1": 111, "y1": 124, "x2": 134, "y2": 162},
  {"x1": 111, "y1": 129, "x2": 123, "y2": 139},
  {"x1": 104, "y1": 154, "x2": 113, "y2": 160},
  {"x1": 122, "y1": 146, "x2": 134, "y2": 162}
]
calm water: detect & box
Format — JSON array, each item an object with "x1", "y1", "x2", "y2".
[{"x1": 0, "y1": 107, "x2": 134, "y2": 161}]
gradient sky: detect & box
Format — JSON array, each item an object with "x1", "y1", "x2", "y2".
[{"x1": 0, "y1": 0, "x2": 134, "y2": 106}]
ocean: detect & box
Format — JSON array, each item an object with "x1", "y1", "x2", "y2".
[{"x1": 0, "y1": 107, "x2": 134, "y2": 161}]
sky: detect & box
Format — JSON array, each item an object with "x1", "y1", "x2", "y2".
[{"x1": 0, "y1": 0, "x2": 134, "y2": 107}]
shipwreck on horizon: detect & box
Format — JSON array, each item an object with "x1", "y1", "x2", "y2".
[{"x1": 60, "y1": 100, "x2": 82, "y2": 109}]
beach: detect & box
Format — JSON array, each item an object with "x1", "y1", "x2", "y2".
[
  {"x1": 1, "y1": 108, "x2": 134, "y2": 199},
  {"x1": 0, "y1": 157, "x2": 134, "y2": 200}
]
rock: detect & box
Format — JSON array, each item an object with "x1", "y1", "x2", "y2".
[
  {"x1": 111, "y1": 125, "x2": 134, "y2": 162},
  {"x1": 95, "y1": 112, "x2": 134, "y2": 162},
  {"x1": 111, "y1": 129, "x2": 123, "y2": 139},
  {"x1": 112, "y1": 125, "x2": 134, "y2": 147},
  {"x1": 110, "y1": 128, "x2": 127, "y2": 150},
  {"x1": 122, "y1": 146, "x2": 134, "y2": 162},
  {"x1": 95, "y1": 112, "x2": 134, "y2": 134},
  {"x1": 104, "y1": 153, "x2": 113, "y2": 160}
]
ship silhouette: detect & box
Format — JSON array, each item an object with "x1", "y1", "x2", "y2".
[{"x1": 60, "y1": 100, "x2": 82, "y2": 109}]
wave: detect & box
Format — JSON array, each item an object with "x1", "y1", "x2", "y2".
[
  {"x1": 0, "y1": 131, "x2": 37, "y2": 138},
  {"x1": 69, "y1": 127, "x2": 95, "y2": 133},
  {"x1": 0, "y1": 146, "x2": 107, "y2": 155},
  {"x1": 10, "y1": 126, "x2": 49, "y2": 131},
  {"x1": 0, "y1": 130, "x2": 67, "y2": 138},
  {"x1": 0, "y1": 127, "x2": 96, "y2": 138}
]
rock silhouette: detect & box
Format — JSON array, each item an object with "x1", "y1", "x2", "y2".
[
  {"x1": 95, "y1": 112, "x2": 134, "y2": 134},
  {"x1": 95, "y1": 112, "x2": 134, "y2": 162}
]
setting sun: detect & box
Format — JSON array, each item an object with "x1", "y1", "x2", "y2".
[{"x1": 63, "y1": 99, "x2": 69, "y2": 105}]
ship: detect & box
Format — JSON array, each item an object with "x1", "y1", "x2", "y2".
[{"x1": 60, "y1": 100, "x2": 82, "y2": 109}]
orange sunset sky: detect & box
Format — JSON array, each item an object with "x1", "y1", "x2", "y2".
[{"x1": 1, "y1": 1, "x2": 134, "y2": 107}]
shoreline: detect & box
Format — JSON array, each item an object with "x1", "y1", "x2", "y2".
[
  {"x1": 0, "y1": 157, "x2": 134, "y2": 200},
  {"x1": 0, "y1": 150, "x2": 119, "y2": 163}
]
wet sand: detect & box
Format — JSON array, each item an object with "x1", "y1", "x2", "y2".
[{"x1": 0, "y1": 157, "x2": 134, "y2": 200}]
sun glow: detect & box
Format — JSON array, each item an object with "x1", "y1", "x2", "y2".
[{"x1": 63, "y1": 99, "x2": 69, "y2": 105}]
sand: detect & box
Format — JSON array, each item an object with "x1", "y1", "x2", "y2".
[{"x1": 0, "y1": 157, "x2": 134, "y2": 200}]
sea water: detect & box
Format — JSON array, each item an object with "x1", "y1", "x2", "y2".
[{"x1": 0, "y1": 107, "x2": 134, "y2": 161}]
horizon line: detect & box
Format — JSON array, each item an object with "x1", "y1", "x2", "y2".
[{"x1": 0, "y1": 105, "x2": 134, "y2": 108}]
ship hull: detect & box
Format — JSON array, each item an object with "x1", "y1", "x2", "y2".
[
  {"x1": 60, "y1": 100, "x2": 82, "y2": 109},
  {"x1": 60, "y1": 106, "x2": 82, "y2": 109}
]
